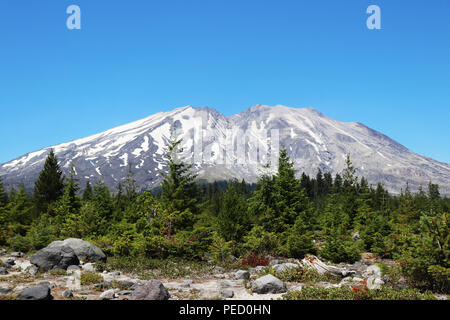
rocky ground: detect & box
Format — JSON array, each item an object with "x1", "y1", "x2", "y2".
[{"x1": 0, "y1": 241, "x2": 447, "y2": 301}]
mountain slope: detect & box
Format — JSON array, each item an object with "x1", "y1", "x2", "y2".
[{"x1": 1, "y1": 105, "x2": 449, "y2": 194}]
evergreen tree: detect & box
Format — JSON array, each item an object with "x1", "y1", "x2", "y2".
[
  {"x1": 7, "y1": 184, "x2": 33, "y2": 236},
  {"x1": 0, "y1": 177, "x2": 8, "y2": 206},
  {"x1": 300, "y1": 172, "x2": 312, "y2": 198},
  {"x1": 33, "y1": 149, "x2": 65, "y2": 214},
  {"x1": 160, "y1": 126, "x2": 199, "y2": 231},
  {"x1": 341, "y1": 154, "x2": 358, "y2": 224},
  {"x1": 217, "y1": 180, "x2": 249, "y2": 242},
  {"x1": 333, "y1": 173, "x2": 343, "y2": 193},
  {"x1": 82, "y1": 181, "x2": 93, "y2": 201},
  {"x1": 65, "y1": 163, "x2": 81, "y2": 212},
  {"x1": 274, "y1": 149, "x2": 311, "y2": 228},
  {"x1": 323, "y1": 172, "x2": 333, "y2": 196},
  {"x1": 124, "y1": 162, "x2": 138, "y2": 203},
  {"x1": 314, "y1": 169, "x2": 325, "y2": 199}
]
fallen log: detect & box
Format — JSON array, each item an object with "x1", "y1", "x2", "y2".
[{"x1": 301, "y1": 255, "x2": 355, "y2": 277}]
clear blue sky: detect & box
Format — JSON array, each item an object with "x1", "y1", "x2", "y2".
[{"x1": 0, "y1": 0, "x2": 449, "y2": 164}]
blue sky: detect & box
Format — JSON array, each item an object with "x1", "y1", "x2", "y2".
[{"x1": 0, "y1": 0, "x2": 449, "y2": 164}]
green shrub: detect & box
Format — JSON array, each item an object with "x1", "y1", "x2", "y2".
[
  {"x1": 49, "y1": 269, "x2": 68, "y2": 276},
  {"x1": 0, "y1": 295, "x2": 18, "y2": 300},
  {"x1": 7, "y1": 234, "x2": 32, "y2": 253},
  {"x1": 319, "y1": 236, "x2": 361, "y2": 264},
  {"x1": 243, "y1": 226, "x2": 279, "y2": 256},
  {"x1": 95, "y1": 255, "x2": 215, "y2": 279},
  {"x1": 208, "y1": 232, "x2": 233, "y2": 264},
  {"x1": 394, "y1": 212, "x2": 449, "y2": 293},
  {"x1": 282, "y1": 286, "x2": 437, "y2": 300},
  {"x1": 261, "y1": 266, "x2": 340, "y2": 284},
  {"x1": 80, "y1": 273, "x2": 103, "y2": 285}
]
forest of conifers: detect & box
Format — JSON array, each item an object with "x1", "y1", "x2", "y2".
[{"x1": 0, "y1": 135, "x2": 448, "y2": 293}]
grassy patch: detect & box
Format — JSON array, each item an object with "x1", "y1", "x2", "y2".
[
  {"x1": 260, "y1": 266, "x2": 341, "y2": 284},
  {"x1": 0, "y1": 294, "x2": 18, "y2": 300},
  {"x1": 95, "y1": 256, "x2": 219, "y2": 279},
  {"x1": 80, "y1": 272, "x2": 103, "y2": 285},
  {"x1": 282, "y1": 286, "x2": 437, "y2": 300},
  {"x1": 49, "y1": 269, "x2": 68, "y2": 276}
]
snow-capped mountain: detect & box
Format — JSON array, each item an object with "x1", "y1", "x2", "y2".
[{"x1": 1, "y1": 105, "x2": 449, "y2": 194}]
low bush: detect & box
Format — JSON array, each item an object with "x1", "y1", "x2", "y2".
[
  {"x1": 241, "y1": 253, "x2": 269, "y2": 267},
  {"x1": 261, "y1": 266, "x2": 340, "y2": 284},
  {"x1": 282, "y1": 286, "x2": 437, "y2": 300},
  {"x1": 80, "y1": 272, "x2": 103, "y2": 285}
]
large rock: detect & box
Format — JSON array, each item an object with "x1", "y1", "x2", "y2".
[
  {"x1": 47, "y1": 238, "x2": 106, "y2": 262},
  {"x1": 30, "y1": 245, "x2": 79, "y2": 271},
  {"x1": 130, "y1": 280, "x2": 170, "y2": 300},
  {"x1": 10, "y1": 252, "x2": 24, "y2": 258},
  {"x1": 100, "y1": 289, "x2": 117, "y2": 300},
  {"x1": 250, "y1": 274, "x2": 286, "y2": 294},
  {"x1": 221, "y1": 289, "x2": 234, "y2": 299},
  {"x1": 235, "y1": 270, "x2": 250, "y2": 280},
  {"x1": 18, "y1": 285, "x2": 53, "y2": 300},
  {"x1": 272, "y1": 263, "x2": 299, "y2": 273}
]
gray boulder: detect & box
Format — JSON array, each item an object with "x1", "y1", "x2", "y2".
[
  {"x1": 250, "y1": 274, "x2": 286, "y2": 294},
  {"x1": 272, "y1": 263, "x2": 299, "y2": 274},
  {"x1": 221, "y1": 289, "x2": 234, "y2": 299},
  {"x1": 0, "y1": 267, "x2": 8, "y2": 275},
  {"x1": 67, "y1": 265, "x2": 81, "y2": 272},
  {"x1": 130, "y1": 280, "x2": 170, "y2": 300},
  {"x1": 48, "y1": 238, "x2": 106, "y2": 262},
  {"x1": 10, "y1": 252, "x2": 24, "y2": 258},
  {"x1": 100, "y1": 289, "x2": 117, "y2": 300},
  {"x1": 18, "y1": 285, "x2": 53, "y2": 300},
  {"x1": 30, "y1": 245, "x2": 79, "y2": 271},
  {"x1": 3, "y1": 258, "x2": 15, "y2": 267},
  {"x1": 62, "y1": 290, "x2": 73, "y2": 298},
  {"x1": 235, "y1": 270, "x2": 250, "y2": 280},
  {"x1": 28, "y1": 265, "x2": 39, "y2": 276}
]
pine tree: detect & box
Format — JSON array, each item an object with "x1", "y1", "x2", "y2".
[
  {"x1": 33, "y1": 149, "x2": 65, "y2": 214},
  {"x1": 0, "y1": 177, "x2": 8, "y2": 206},
  {"x1": 7, "y1": 184, "x2": 33, "y2": 236},
  {"x1": 82, "y1": 181, "x2": 93, "y2": 201},
  {"x1": 217, "y1": 180, "x2": 249, "y2": 242},
  {"x1": 65, "y1": 163, "x2": 81, "y2": 212},
  {"x1": 341, "y1": 154, "x2": 358, "y2": 224},
  {"x1": 124, "y1": 161, "x2": 137, "y2": 203},
  {"x1": 333, "y1": 173, "x2": 343, "y2": 193},
  {"x1": 314, "y1": 169, "x2": 324, "y2": 199},
  {"x1": 273, "y1": 148, "x2": 311, "y2": 231},
  {"x1": 0, "y1": 177, "x2": 10, "y2": 245},
  {"x1": 160, "y1": 126, "x2": 199, "y2": 231}
]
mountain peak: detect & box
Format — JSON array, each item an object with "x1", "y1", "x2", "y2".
[{"x1": 1, "y1": 105, "x2": 449, "y2": 195}]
